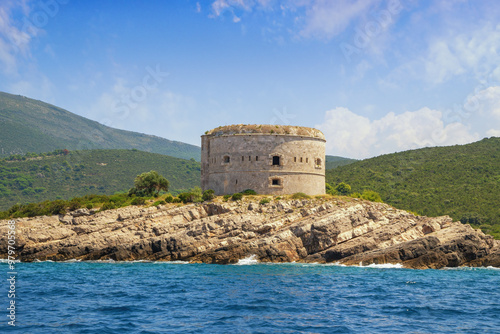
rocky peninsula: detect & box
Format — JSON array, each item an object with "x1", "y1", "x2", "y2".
[{"x1": 1, "y1": 197, "x2": 499, "y2": 269}]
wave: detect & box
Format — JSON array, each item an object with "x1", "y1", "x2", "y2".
[{"x1": 235, "y1": 254, "x2": 259, "y2": 265}]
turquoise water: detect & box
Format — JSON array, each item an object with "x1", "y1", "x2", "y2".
[{"x1": 1, "y1": 261, "x2": 499, "y2": 333}]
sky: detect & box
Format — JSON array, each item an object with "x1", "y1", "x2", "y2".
[{"x1": 1, "y1": 0, "x2": 500, "y2": 159}]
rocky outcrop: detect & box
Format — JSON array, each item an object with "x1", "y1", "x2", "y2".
[{"x1": 1, "y1": 198, "x2": 499, "y2": 269}]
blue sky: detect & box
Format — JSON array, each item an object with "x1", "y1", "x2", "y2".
[{"x1": 1, "y1": 0, "x2": 500, "y2": 159}]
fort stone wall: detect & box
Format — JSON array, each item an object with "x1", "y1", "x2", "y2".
[{"x1": 201, "y1": 125, "x2": 326, "y2": 196}]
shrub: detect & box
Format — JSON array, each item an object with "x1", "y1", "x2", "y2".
[
  {"x1": 164, "y1": 195, "x2": 174, "y2": 203},
  {"x1": 131, "y1": 197, "x2": 146, "y2": 206},
  {"x1": 360, "y1": 190, "x2": 383, "y2": 202},
  {"x1": 325, "y1": 183, "x2": 337, "y2": 195},
  {"x1": 68, "y1": 199, "x2": 83, "y2": 211},
  {"x1": 202, "y1": 189, "x2": 216, "y2": 201},
  {"x1": 241, "y1": 189, "x2": 257, "y2": 195},
  {"x1": 259, "y1": 198, "x2": 271, "y2": 205},
  {"x1": 172, "y1": 197, "x2": 182, "y2": 203},
  {"x1": 153, "y1": 200, "x2": 166, "y2": 206},
  {"x1": 291, "y1": 192, "x2": 310, "y2": 199},
  {"x1": 223, "y1": 194, "x2": 231, "y2": 201},
  {"x1": 46, "y1": 200, "x2": 68, "y2": 215},
  {"x1": 100, "y1": 202, "x2": 116, "y2": 211},
  {"x1": 231, "y1": 193, "x2": 243, "y2": 201},
  {"x1": 335, "y1": 182, "x2": 351, "y2": 195}
]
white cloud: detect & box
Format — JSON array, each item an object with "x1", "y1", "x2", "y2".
[
  {"x1": 386, "y1": 23, "x2": 500, "y2": 86},
  {"x1": 209, "y1": 0, "x2": 381, "y2": 39},
  {"x1": 299, "y1": 0, "x2": 379, "y2": 39},
  {"x1": 460, "y1": 86, "x2": 500, "y2": 138},
  {"x1": 0, "y1": 0, "x2": 36, "y2": 74},
  {"x1": 316, "y1": 106, "x2": 479, "y2": 159},
  {"x1": 86, "y1": 78, "x2": 198, "y2": 145}
]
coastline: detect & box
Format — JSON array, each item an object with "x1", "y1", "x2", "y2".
[{"x1": 1, "y1": 197, "x2": 499, "y2": 269}]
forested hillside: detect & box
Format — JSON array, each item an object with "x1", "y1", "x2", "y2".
[
  {"x1": 326, "y1": 137, "x2": 500, "y2": 238},
  {"x1": 325, "y1": 155, "x2": 357, "y2": 169},
  {"x1": 0, "y1": 91, "x2": 200, "y2": 160},
  {"x1": 0, "y1": 149, "x2": 200, "y2": 210}
]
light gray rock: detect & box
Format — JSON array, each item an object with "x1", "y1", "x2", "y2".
[{"x1": 0, "y1": 198, "x2": 498, "y2": 269}]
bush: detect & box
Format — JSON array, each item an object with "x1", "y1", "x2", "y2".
[
  {"x1": 291, "y1": 192, "x2": 310, "y2": 199},
  {"x1": 325, "y1": 183, "x2": 337, "y2": 195},
  {"x1": 360, "y1": 190, "x2": 383, "y2": 202},
  {"x1": 223, "y1": 194, "x2": 231, "y2": 201},
  {"x1": 68, "y1": 199, "x2": 83, "y2": 211},
  {"x1": 172, "y1": 197, "x2": 182, "y2": 203},
  {"x1": 153, "y1": 200, "x2": 166, "y2": 206},
  {"x1": 46, "y1": 200, "x2": 68, "y2": 215},
  {"x1": 231, "y1": 193, "x2": 243, "y2": 201},
  {"x1": 202, "y1": 189, "x2": 216, "y2": 201},
  {"x1": 164, "y1": 195, "x2": 174, "y2": 203},
  {"x1": 131, "y1": 197, "x2": 146, "y2": 206},
  {"x1": 100, "y1": 202, "x2": 116, "y2": 211},
  {"x1": 259, "y1": 198, "x2": 271, "y2": 205},
  {"x1": 335, "y1": 182, "x2": 351, "y2": 195},
  {"x1": 241, "y1": 189, "x2": 257, "y2": 195}
]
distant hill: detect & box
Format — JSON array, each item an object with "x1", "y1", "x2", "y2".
[
  {"x1": 0, "y1": 149, "x2": 201, "y2": 210},
  {"x1": 0, "y1": 91, "x2": 200, "y2": 160},
  {"x1": 326, "y1": 137, "x2": 500, "y2": 238},
  {"x1": 325, "y1": 155, "x2": 357, "y2": 169}
]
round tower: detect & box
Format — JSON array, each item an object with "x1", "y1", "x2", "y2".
[{"x1": 201, "y1": 124, "x2": 326, "y2": 196}]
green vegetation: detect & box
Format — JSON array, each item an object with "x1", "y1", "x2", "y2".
[
  {"x1": 177, "y1": 187, "x2": 202, "y2": 203},
  {"x1": 202, "y1": 189, "x2": 215, "y2": 201},
  {"x1": 291, "y1": 192, "x2": 311, "y2": 199},
  {"x1": 0, "y1": 91, "x2": 200, "y2": 160},
  {"x1": 0, "y1": 149, "x2": 200, "y2": 210},
  {"x1": 231, "y1": 193, "x2": 243, "y2": 201},
  {"x1": 326, "y1": 137, "x2": 500, "y2": 238},
  {"x1": 325, "y1": 155, "x2": 358, "y2": 170},
  {"x1": 128, "y1": 170, "x2": 169, "y2": 197},
  {"x1": 241, "y1": 189, "x2": 257, "y2": 195},
  {"x1": 259, "y1": 198, "x2": 271, "y2": 205}
]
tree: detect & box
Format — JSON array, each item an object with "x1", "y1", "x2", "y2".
[
  {"x1": 129, "y1": 170, "x2": 169, "y2": 197},
  {"x1": 202, "y1": 189, "x2": 215, "y2": 201},
  {"x1": 335, "y1": 182, "x2": 351, "y2": 195}
]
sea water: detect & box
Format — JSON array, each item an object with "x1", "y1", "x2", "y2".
[{"x1": 1, "y1": 260, "x2": 499, "y2": 333}]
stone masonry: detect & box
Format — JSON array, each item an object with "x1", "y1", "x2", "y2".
[{"x1": 201, "y1": 124, "x2": 326, "y2": 195}]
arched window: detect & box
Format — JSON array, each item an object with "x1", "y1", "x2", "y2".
[
  {"x1": 272, "y1": 156, "x2": 280, "y2": 166},
  {"x1": 223, "y1": 155, "x2": 230, "y2": 163},
  {"x1": 315, "y1": 158, "x2": 322, "y2": 167}
]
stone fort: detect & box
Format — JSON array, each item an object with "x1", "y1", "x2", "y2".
[{"x1": 201, "y1": 124, "x2": 326, "y2": 195}]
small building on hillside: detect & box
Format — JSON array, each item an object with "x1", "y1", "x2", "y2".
[{"x1": 201, "y1": 124, "x2": 326, "y2": 195}]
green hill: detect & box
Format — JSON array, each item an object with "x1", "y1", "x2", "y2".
[
  {"x1": 0, "y1": 91, "x2": 200, "y2": 160},
  {"x1": 326, "y1": 137, "x2": 500, "y2": 237},
  {"x1": 0, "y1": 149, "x2": 201, "y2": 210},
  {"x1": 325, "y1": 155, "x2": 357, "y2": 169}
]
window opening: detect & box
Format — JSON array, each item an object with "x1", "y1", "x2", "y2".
[
  {"x1": 223, "y1": 155, "x2": 230, "y2": 163},
  {"x1": 272, "y1": 179, "x2": 280, "y2": 186},
  {"x1": 272, "y1": 156, "x2": 280, "y2": 166}
]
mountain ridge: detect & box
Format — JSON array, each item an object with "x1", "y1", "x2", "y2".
[{"x1": 0, "y1": 91, "x2": 200, "y2": 160}]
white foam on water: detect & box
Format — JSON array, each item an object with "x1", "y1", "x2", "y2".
[
  {"x1": 235, "y1": 254, "x2": 259, "y2": 265},
  {"x1": 360, "y1": 263, "x2": 404, "y2": 269}
]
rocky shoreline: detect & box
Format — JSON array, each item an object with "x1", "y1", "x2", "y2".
[{"x1": 1, "y1": 197, "x2": 499, "y2": 269}]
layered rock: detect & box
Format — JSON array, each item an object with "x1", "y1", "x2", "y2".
[{"x1": 1, "y1": 198, "x2": 498, "y2": 269}]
